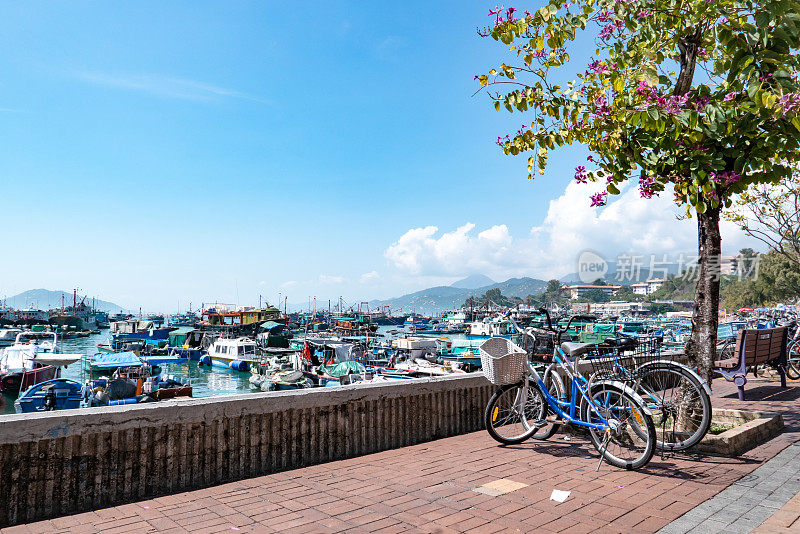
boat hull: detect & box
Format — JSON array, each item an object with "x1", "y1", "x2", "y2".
[{"x1": 0, "y1": 366, "x2": 60, "y2": 397}]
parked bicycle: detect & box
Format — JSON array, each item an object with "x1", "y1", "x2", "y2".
[
  {"x1": 482, "y1": 314, "x2": 657, "y2": 470},
  {"x1": 505, "y1": 309, "x2": 712, "y2": 452}
]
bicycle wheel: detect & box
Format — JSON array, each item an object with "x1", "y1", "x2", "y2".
[
  {"x1": 485, "y1": 382, "x2": 547, "y2": 445},
  {"x1": 532, "y1": 365, "x2": 563, "y2": 440},
  {"x1": 581, "y1": 381, "x2": 655, "y2": 470},
  {"x1": 636, "y1": 362, "x2": 712, "y2": 451},
  {"x1": 787, "y1": 340, "x2": 800, "y2": 380}
]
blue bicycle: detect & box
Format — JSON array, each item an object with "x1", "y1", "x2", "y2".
[{"x1": 482, "y1": 315, "x2": 656, "y2": 470}]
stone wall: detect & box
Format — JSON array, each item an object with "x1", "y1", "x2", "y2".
[{"x1": 0, "y1": 374, "x2": 493, "y2": 526}]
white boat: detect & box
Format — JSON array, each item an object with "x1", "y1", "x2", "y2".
[
  {"x1": 0, "y1": 328, "x2": 23, "y2": 347},
  {"x1": 204, "y1": 337, "x2": 258, "y2": 370},
  {"x1": 0, "y1": 332, "x2": 82, "y2": 396}
]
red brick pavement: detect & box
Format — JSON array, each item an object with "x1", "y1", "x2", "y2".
[{"x1": 5, "y1": 376, "x2": 800, "y2": 534}]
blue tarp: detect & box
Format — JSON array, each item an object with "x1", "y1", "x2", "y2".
[
  {"x1": 140, "y1": 355, "x2": 189, "y2": 366},
  {"x1": 91, "y1": 351, "x2": 142, "y2": 368}
]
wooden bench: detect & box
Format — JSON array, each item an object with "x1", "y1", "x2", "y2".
[{"x1": 714, "y1": 327, "x2": 788, "y2": 401}]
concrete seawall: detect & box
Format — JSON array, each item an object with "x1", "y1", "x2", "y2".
[{"x1": 0, "y1": 374, "x2": 493, "y2": 526}]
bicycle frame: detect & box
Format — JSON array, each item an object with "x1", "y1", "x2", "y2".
[{"x1": 521, "y1": 348, "x2": 610, "y2": 431}]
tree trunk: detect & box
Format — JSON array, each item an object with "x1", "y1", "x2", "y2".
[{"x1": 687, "y1": 207, "x2": 722, "y2": 384}]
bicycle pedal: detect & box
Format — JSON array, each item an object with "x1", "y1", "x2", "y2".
[{"x1": 532, "y1": 419, "x2": 548, "y2": 429}]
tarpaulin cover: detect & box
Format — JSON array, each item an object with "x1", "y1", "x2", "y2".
[
  {"x1": 317, "y1": 361, "x2": 365, "y2": 377},
  {"x1": 140, "y1": 355, "x2": 189, "y2": 366},
  {"x1": 593, "y1": 324, "x2": 617, "y2": 334},
  {"x1": 91, "y1": 351, "x2": 142, "y2": 368}
]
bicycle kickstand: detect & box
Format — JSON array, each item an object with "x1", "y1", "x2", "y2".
[{"x1": 596, "y1": 431, "x2": 611, "y2": 472}]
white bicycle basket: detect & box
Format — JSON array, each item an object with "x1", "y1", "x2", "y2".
[{"x1": 480, "y1": 337, "x2": 527, "y2": 385}]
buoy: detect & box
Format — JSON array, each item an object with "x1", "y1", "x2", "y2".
[
  {"x1": 109, "y1": 397, "x2": 138, "y2": 406},
  {"x1": 229, "y1": 360, "x2": 250, "y2": 372},
  {"x1": 199, "y1": 355, "x2": 212, "y2": 366}
]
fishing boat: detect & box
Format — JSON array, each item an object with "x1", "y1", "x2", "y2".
[
  {"x1": 440, "y1": 339, "x2": 483, "y2": 369},
  {"x1": 0, "y1": 333, "x2": 82, "y2": 397},
  {"x1": 466, "y1": 319, "x2": 516, "y2": 339},
  {"x1": 110, "y1": 319, "x2": 176, "y2": 342},
  {"x1": 404, "y1": 315, "x2": 430, "y2": 330},
  {"x1": 15, "y1": 378, "x2": 86, "y2": 413},
  {"x1": 83, "y1": 351, "x2": 160, "y2": 378}
]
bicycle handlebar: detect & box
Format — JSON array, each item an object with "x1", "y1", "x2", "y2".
[{"x1": 503, "y1": 311, "x2": 597, "y2": 345}]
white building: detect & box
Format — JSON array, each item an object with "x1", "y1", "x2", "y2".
[{"x1": 630, "y1": 279, "x2": 665, "y2": 296}]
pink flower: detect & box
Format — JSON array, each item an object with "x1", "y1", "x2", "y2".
[
  {"x1": 590, "y1": 191, "x2": 608, "y2": 207},
  {"x1": 639, "y1": 175, "x2": 658, "y2": 198},
  {"x1": 710, "y1": 171, "x2": 742, "y2": 186},
  {"x1": 637, "y1": 10, "x2": 651, "y2": 20},
  {"x1": 694, "y1": 96, "x2": 711, "y2": 110},
  {"x1": 574, "y1": 166, "x2": 588, "y2": 183},
  {"x1": 723, "y1": 92, "x2": 737, "y2": 102}
]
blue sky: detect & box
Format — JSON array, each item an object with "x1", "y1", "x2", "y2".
[{"x1": 0, "y1": 1, "x2": 756, "y2": 312}]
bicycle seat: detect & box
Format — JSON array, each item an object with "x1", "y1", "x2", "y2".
[
  {"x1": 602, "y1": 337, "x2": 638, "y2": 350},
  {"x1": 560, "y1": 342, "x2": 594, "y2": 357}
]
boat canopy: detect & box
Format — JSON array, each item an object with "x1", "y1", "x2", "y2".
[
  {"x1": 168, "y1": 327, "x2": 197, "y2": 346},
  {"x1": 91, "y1": 352, "x2": 143, "y2": 368},
  {"x1": 260, "y1": 321, "x2": 284, "y2": 331}
]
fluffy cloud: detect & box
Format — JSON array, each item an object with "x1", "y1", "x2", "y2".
[
  {"x1": 384, "y1": 223, "x2": 521, "y2": 276},
  {"x1": 384, "y1": 181, "x2": 758, "y2": 280},
  {"x1": 360, "y1": 271, "x2": 380, "y2": 284}
]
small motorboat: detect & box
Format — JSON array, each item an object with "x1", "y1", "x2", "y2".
[
  {"x1": 15, "y1": 378, "x2": 85, "y2": 413},
  {"x1": 0, "y1": 332, "x2": 82, "y2": 397}
]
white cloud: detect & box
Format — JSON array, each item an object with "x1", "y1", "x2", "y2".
[
  {"x1": 281, "y1": 280, "x2": 298, "y2": 288},
  {"x1": 318, "y1": 275, "x2": 344, "y2": 284},
  {"x1": 72, "y1": 70, "x2": 267, "y2": 103},
  {"x1": 384, "y1": 181, "x2": 758, "y2": 280},
  {"x1": 360, "y1": 271, "x2": 380, "y2": 284},
  {"x1": 384, "y1": 222, "x2": 519, "y2": 276}
]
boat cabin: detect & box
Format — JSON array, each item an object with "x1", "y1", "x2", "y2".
[{"x1": 208, "y1": 337, "x2": 258, "y2": 361}]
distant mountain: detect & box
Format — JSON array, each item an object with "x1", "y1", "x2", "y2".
[
  {"x1": 450, "y1": 274, "x2": 496, "y2": 289},
  {"x1": 3, "y1": 289, "x2": 129, "y2": 313},
  {"x1": 369, "y1": 277, "x2": 548, "y2": 316}
]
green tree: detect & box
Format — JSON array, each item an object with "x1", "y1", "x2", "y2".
[
  {"x1": 721, "y1": 250, "x2": 800, "y2": 308},
  {"x1": 729, "y1": 171, "x2": 800, "y2": 268},
  {"x1": 649, "y1": 302, "x2": 676, "y2": 314},
  {"x1": 580, "y1": 288, "x2": 611, "y2": 303},
  {"x1": 613, "y1": 285, "x2": 635, "y2": 300},
  {"x1": 476, "y1": 1, "x2": 800, "y2": 382},
  {"x1": 545, "y1": 279, "x2": 562, "y2": 293}
]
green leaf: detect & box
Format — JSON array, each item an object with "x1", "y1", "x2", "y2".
[{"x1": 607, "y1": 183, "x2": 620, "y2": 195}]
